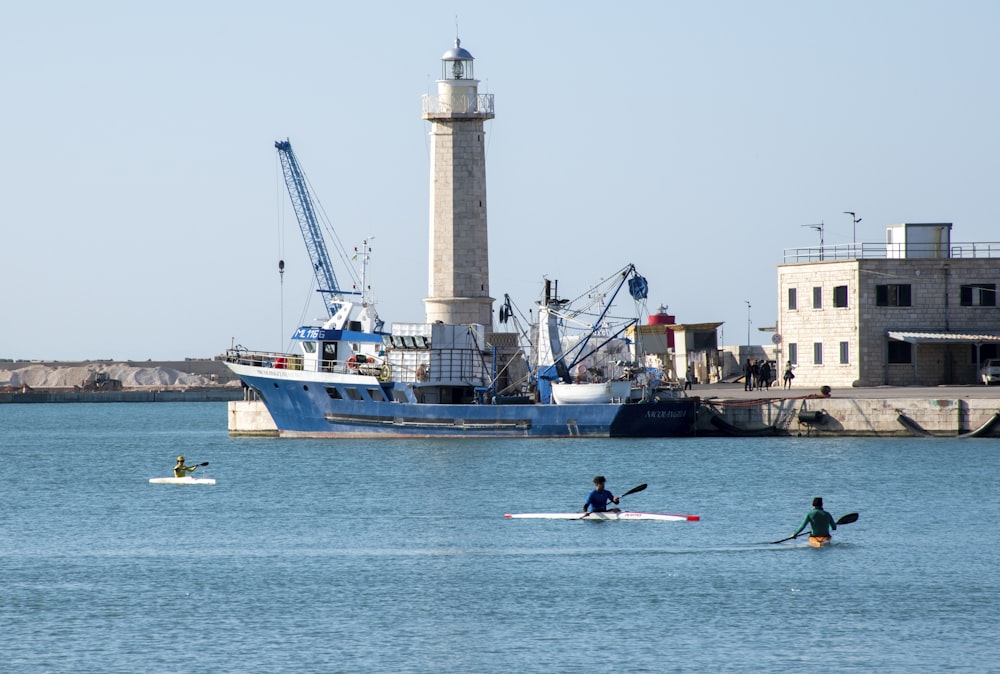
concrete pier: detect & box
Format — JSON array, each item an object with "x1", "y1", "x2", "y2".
[
  {"x1": 228, "y1": 399, "x2": 279, "y2": 436},
  {"x1": 694, "y1": 383, "x2": 1000, "y2": 437}
]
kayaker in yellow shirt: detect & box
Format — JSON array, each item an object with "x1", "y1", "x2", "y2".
[{"x1": 174, "y1": 456, "x2": 199, "y2": 478}]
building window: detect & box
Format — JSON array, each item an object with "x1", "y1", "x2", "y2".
[
  {"x1": 971, "y1": 345, "x2": 1000, "y2": 362},
  {"x1": 839, "y1": 341, "x2": 849, "y2": 364},
  {"x1": 960, "y1": 283, "x2": 997, "y2": 307},
  {"x1": 812, "y1": 287, "x2": 822, "y2": 309},
  {"x1": 788, "y1": 288, "x2": 797, "y2": 310},
  {"x1": 888, "y1": 341, "x2": 912, "y2": 364},
  {"x1": 876, "y1": 284, "x2": 912, "y2": 307},
  {"x1": 813, "y1": 342, "x2": 823, "y2": 365},
  {"x1": 833, "y1": 285, "x2": 848, "y2": 308},
  {"x1": 788, "y1": 343, "x2": 797, "y2": 365}
]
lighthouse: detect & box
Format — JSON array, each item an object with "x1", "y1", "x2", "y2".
[{"x1": 421, "y1": 38, "x2": 495, "y2": 328}]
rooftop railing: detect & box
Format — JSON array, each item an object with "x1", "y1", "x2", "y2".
[{"x1": 782, "y1": 241, "x2": 1000, "y2": 263}]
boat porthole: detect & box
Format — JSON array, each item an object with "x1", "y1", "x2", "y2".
[
  {"x1": 303, "y1": 385, "x2": 309, "y2": 391},
  {"x1": 273, "y1": 382, "x2": 279, "y2": 388}
]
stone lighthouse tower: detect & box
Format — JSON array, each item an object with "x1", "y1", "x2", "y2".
[{"x1": 421, "y1": 38, "x2": 495, "y2": 328}]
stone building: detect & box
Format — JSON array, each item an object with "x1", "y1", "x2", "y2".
[{"x1": 776, "y1": 223, "x2": 1000, "y2": 388}]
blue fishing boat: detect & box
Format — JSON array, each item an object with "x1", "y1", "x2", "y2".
[{"x1": 222, "y1": 265, "x2": 697, "y2": 438}]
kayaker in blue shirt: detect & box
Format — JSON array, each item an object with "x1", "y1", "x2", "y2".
[
  {"x1": 583, "y1": 475, "x2": 620, "y2": 513},
  {"x1": 793, "y1": 497, "x2": 837, "y2": 542},
  {"x1": 174, "y1": 456, "x2": 199, "y2": 478}
]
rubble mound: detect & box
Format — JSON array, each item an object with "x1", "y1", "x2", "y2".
[{"x1": 0, "y1": 362, "x2": 239, "y2": 390}]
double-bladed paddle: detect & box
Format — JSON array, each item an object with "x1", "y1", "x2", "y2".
[
  {"x1": 581, "y1": 483, "x2": 647, "y2": 518},
  {"x1": 770, "y1": 511, "x2": 859, "y2": 544},
  {"x1": 619, "y1": 483, "x2": 647, "y2": 499}
]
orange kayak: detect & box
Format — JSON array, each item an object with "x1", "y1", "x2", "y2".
[{"x1": 808, "y1": 536, "x2": 832, "y2": 548}]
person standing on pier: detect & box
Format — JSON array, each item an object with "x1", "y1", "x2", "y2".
[
  {"x1": 783, "y1": 361, "x2": 795, "y2": 389},
  {"x1": 759, "y1": 360, "x2": 772, "y2": 390}
]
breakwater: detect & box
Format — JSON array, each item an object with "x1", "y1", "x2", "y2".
[{"x1": 2, "y1": 388, "x2": 243, "y2": 404}]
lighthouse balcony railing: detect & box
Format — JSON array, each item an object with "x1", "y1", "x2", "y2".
[{"x1": 422, "y1": 93, "x2": 495, "y2": 117}]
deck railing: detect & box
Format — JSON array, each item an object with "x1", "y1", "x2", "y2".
[{"x1": 222, "y1": 348, "x2": 413, "y2": 382}]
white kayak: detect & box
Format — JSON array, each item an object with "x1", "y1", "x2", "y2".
[
  {"x1": 504, "y1": 511, "x2": 699, "y2": 522},
  {"x1": 149, "y1": 476, "x2": 216, "y2": 485}
]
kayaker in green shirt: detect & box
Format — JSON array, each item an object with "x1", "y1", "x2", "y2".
[
  {"x1": 174, "y1": 456, "x2": 198, "y2": 478},
  {"x1": 793, "y1": 497, "x2": 837, "y2": 542}
]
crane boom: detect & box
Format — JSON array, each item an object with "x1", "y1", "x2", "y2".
[{"x1": 275, "y1": 139, "x2": 341, "y2": 317}]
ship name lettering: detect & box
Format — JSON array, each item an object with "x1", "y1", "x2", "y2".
[{"x1": 645, "y1": 410, "x2": 686, "y2": 419}]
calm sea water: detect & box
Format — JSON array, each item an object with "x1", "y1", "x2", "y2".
[{"x1": 1, "y1": 402, "x2": 997, "y2": 673}]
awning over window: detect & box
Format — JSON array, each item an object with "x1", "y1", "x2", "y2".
[{"x1": 888, "y1": 331, "x2": 1000, "y2": 344}]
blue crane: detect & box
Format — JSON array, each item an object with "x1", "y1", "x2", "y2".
[{"x1": 275, "y1": 139, "x2": 342, "y2": 318}]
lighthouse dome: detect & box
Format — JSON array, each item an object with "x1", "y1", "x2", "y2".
[{"x1": 441, "y1": 38, "x2": 474, "y2": 61}]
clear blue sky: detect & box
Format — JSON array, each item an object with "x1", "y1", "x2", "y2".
[{"x1": 3, "y1": 1, "x2": 998, "y2": 360}]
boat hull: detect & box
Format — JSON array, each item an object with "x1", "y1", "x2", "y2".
[
  {"x1": 149, "y1": 477, "x2": 216, "y2": 485},
  {"x1": 230, "y1": 364, "x2": 697, "y2": 438},
  {"x1": 504, "y1": 511, "x2": 700, "y2": 521},
  {"x1": 808, "y1": 536, "x2": 832, "y2": 547}
]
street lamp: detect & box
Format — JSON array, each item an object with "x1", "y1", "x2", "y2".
[
  {"x1": 802, "y1": 222, "x2": 825, "y2": 260},
  {"x1": 843, "y1": 211, "x2": 862, "y2": 249},
  {"x1": 745, "y1": 300, "x2": 751, "y2": 349}
]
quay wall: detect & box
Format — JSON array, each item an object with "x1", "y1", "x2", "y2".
[{"x1": 699, "y1": 396, "x2": 1000, "y2": 437}]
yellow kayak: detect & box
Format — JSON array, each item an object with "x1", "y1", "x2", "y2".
[{"x1": 808, "y1": 536, "x2": 832, "y2": 548}]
